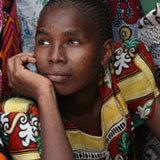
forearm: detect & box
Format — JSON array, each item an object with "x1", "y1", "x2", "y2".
[{"x1": 38, "y1": 87, "x2": 74, "y2": 160}]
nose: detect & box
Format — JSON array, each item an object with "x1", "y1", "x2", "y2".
[{"x1": 48, "y1": 45, "x2": 66, "y2": 64}]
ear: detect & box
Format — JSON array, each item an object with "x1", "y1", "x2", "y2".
[{"x1": 101, "y1": 39, "x2": 114, "y2": 67}]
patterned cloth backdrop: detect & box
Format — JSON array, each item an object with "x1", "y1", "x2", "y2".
[
  {"x1": 138, "y1": 2, "x2": 160, "y2": 82},
  {"x1": 106, "y1": 0, "x2": 144, "y2": 42},
  {"x1": 0, "y1": 0, "x2": 21, "y2": 102},
  {"x1": 16, "y1": 0, "x2": 49, "y2": 72}
]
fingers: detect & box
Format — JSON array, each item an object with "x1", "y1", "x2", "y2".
[
  {"x1": 14, "y1": 55, "x2": 36, "y2": 70},
  {"x1": 7, "y1": 53, "x2": 36, "y2": 71},
  {"x1": 8, "y1": 53, "x2": 36, "y2": 66},
  {"x1": 6, "y1": 53, "x2": 36, "y2": 88}
]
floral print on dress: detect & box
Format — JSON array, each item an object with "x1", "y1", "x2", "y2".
[
  {"x1": 0, "y1": 98, "x2": 41, "y2": 159},
  {"x1": 136, "y1": 99, "x2": 154, "y2": 119},
  {"x1": 114, "y1": 39, "x2": 141, "y2": 75},
  {"x1": 0, "y1": 112, "x2": 40, "y2": 148}
]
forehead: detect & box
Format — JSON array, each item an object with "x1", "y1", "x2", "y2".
[{"x1": 37, "y1": 6, "x2": 97, "y2": 36}]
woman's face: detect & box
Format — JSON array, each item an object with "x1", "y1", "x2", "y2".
[{"x1": 35, "y1": 6, "x2": 105, "y2": 96}]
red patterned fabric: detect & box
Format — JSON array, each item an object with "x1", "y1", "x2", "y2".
[{"x1": 0, "y1": 0, "x2": 21, "y2": 101}]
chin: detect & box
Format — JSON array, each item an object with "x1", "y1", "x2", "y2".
[{"x1": 55, "y1": 87, "x2": 74, "y2": 96}]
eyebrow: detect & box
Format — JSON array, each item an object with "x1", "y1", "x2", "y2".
[
  {"x1": 36, "y1": 28, "x2": 82, "y2": 37},
  {"x1": 36, "y1": 29, "x2": 48, "y2": 37},
  {"x1": 62, "y1": 30, "x2": 81, "y2": 37}
]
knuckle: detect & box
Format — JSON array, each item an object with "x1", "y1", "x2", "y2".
[{"x1": 14, "y1": 70, "x2": 20, "y2": 79}]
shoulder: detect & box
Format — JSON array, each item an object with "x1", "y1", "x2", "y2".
[
  {"x1": 112, "y1": 39, "x2": 160, "y2": 120},
  {"x1": 0, "y1": 97, "x2": 41, "y2": 159},
  {"x1": 113, "y1": 38, "x2": 159, "y2": 101}
]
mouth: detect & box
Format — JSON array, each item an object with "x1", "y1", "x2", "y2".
[{"x1": 44, "y1": 72, "x2": 71, "y2": 83}]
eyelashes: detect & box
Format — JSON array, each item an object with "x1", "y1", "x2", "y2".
[
  {"x1": 66, "y1": 39, "x2": 80, "y2": 45},
  {"x1": 38, "y1": 40, "x2": 50, "y2": 46},
  {"x1": 37, "y1": 39, "x2": 80, "y2": 47}
]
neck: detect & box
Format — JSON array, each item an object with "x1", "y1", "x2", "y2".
[
  {"x1": 58, "y1": 86, "x2": 102, "y2": 119},
  {"x1": 58, "y1": 82, "x2": 103, "y2": 136}
]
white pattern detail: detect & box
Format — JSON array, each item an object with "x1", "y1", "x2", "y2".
[
  {"x1": 0, "y1": 113, "x2": 39, "y2": 147},
  {"x1": 115, "y1": 154, "x2": 124, "y2": 160},
  {"x1": 105, "y1": 118, "x2": 127, "y2": 146},
  {"x1": 0, "y1": 113, "x2": 10, "y2": 136},
  {"x1": 136, "y1": 99, "x2": 154, "y2": 119},
  {"x1": 0, "y1": 137, "x2": 3, "y2": 146},
  {"x1": 114, "y1": 48, "x2": 132, "y2": 75},
  {"x1": 74, "y1": 150, "x2": 110, "y2": 160},
  {"x1": 19, "y1": 115, "x2": 38, "y2": 147}
]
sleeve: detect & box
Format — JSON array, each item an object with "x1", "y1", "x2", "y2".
[
  {"x1": 113, "y1": 38, "x2": 160, "y2": 120},
  {"x1": 0, "y1": 97, "x2": 41, "y2": 160}
]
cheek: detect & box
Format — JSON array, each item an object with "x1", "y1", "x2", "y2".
[
  {"x1": 75, "y1": 55, "x2": 101, "y2": 79},
  {"x1": 36, "y1": 62, "x2": 45, "y2": 73},
  {"x1": 35, "y1": 55, "x2": 47, "y2": 73},
  {"x1": 35, "y1": 49, "x2": 47, "y2": 62}
]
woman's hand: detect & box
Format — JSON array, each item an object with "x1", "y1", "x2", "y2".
[
  {"x1": 7, "y1": 53, "x2": 53, "y2": 100},
  {"x1": 7, "y1": 53, "x2": 74, "y2": 160}
]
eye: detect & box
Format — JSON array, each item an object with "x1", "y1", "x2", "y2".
[
  {"x1": 66, "y1": 39, "x2": 80, "y2": 45},
  {"x1": 38, "y1": 39, "x2": 50, "y2": 46}
]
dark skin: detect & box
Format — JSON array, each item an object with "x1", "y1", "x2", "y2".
[
  {"x1": 34, "y1": 6, "x2": 113, "y2": 136},
  {"x1": 58, "y1": 89, "x2": 102, "y2": 136},
  {"x1": 7, "y1": 4, "x2": 160, "y2": 160},
  {"x1": 7, "y1": 6, "x2": 113, "y2": 159}
]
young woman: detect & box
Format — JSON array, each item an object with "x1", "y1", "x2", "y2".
[{"x1": 1, "y1": 0, "x2": 160, "y2": 159}]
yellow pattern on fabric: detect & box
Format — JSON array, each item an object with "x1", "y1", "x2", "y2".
[
  {"x1": 66, "y1": 130, "x2": 105, "y2": 151},
  {"x1": 118, "y1": 54, "x2": 160, "y2": 101},
  {"x1": 11, "y1": 151, "x2": 40, "y2": 160},
  {"x1": 1, "y1": 97, "x2": 34, "y2": 113},
  {"x1": 134, "y1": 54, "x2": 159, "y2": 97}
]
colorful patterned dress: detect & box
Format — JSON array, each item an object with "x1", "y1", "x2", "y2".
[{"x1": 0, "y1": 39, "x2": 159, "y2": 160}]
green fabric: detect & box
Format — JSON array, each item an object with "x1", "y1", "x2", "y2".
[{"x1": 140, "y1": 0, "x2": 160, "y2": 14}]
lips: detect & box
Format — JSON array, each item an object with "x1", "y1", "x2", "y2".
[{"x1": 44, "y1": 72, "x2": 71, "y2": 83}]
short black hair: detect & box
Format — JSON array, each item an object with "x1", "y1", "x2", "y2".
[{"x1": 38, "y1": 0, "x2": 112, "y2": 43}]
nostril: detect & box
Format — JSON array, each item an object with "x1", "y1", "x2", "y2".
[
  {"x1": 48, "y1": 46, "x2": 66, "y2": 64},
  {"x1": 47, "y1": 56, "x2": 65, "y2": 64},
  {"x1": 48, "y1": 59, "x2": 54, "y2": 64}
]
